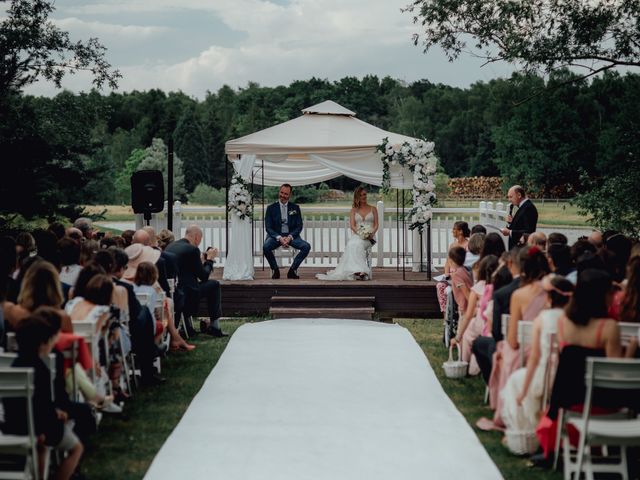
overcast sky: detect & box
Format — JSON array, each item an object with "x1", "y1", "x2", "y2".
[{"x1": 24, "y1": 0, "x2": 515, "y2": 98}]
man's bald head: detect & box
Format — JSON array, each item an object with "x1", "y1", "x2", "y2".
[
  {"x1": 185, "y1": 225, "x2": 203, "y2": 246},
  {"x1": 142, "y1": 226, "x2": 158, "y2": 247},
  {"x1": 65, "y1": 227, "x2": 83, "y2": 241},
  {"x1": 132, "y1": 229, "x2": 151, "y2": 246},
  {"x1": 589, "y1": 230, "x2": 603, "y2": 248}
]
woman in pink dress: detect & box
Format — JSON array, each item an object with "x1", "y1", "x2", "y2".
[
  {"x1": 490, "y1": 246, "x2": 550, "y2": 425},
  {"x1": 452, "y1": 254, "x2": 499, "y2": 375},
  {"x1": 436, "y1": 222, "x2": 470, "y2": 312}
]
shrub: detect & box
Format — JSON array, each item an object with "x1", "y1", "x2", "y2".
[{"x1": 187, "y1": 184, "x2": 226, "y2": 205}]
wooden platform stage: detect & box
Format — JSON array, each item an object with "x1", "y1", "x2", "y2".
[{"x1": 209, "y1": 267, "x2": 439, "y2": 318}]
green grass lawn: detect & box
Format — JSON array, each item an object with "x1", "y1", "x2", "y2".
[
  {"x1": 81, "y1": 319, "x2": 560, "y2": 479},
  {"x1": 93, "y1": 198, "x2": 590, "y2": 228}
]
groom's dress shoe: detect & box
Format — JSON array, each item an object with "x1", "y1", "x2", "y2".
[
  {"x1": 287, "y1": 269, "x2": 300, "y2": 279},
  {"x1": 271, "y1": 269, "x2": 280, "y2": 279}
]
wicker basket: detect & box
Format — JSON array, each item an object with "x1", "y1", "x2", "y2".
[
  {"x1": 442, "y1": 344, "x2": 468, "y2": 378},
  {"x1": 504, "y1": 429, "x2": 539, "y2": 455}
]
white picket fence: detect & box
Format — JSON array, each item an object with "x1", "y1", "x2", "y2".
[{"x1": 136, "y1": 201, "x2": 508, "y2": 269}]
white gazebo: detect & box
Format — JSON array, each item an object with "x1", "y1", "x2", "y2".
[
  {"x1": 225, "y1": 100, "x2": 418, "y2": 188},
  {"x1": 222, "y1": 101, "x2": 429, "y2": 280}
]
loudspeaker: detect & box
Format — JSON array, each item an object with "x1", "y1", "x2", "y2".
[{"x1": 131, "y1": 170, "x2": 164, "y2": 214}]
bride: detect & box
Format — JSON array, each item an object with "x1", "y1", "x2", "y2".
[{"x1": 317, "y1": 186, "x2": 378, "y2": 281}]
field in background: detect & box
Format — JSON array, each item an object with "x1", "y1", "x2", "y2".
[{"x1": 88, "y1": 199, "x2": 589, "y2": 228}]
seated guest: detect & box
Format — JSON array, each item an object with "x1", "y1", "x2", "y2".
[
  {"x1": 616, "y1": 256, "x2": 640, "y2": 323},
  {"x1": 165, "y1": 225, "x2": 226, "y2": 337},
  {"x1": 130, "y1": 230, "x2": 172, "y2": 296},
  {"x1": 2, "y1": 313, "x2": 84, "y2": 480},
  {"x1": 121, "y1": 229, "x2": 135, "y2": 247},
  {"x1": 603, "y1": 233, "x2": 632, "y2": 283},
  {"x1": 133, "y1": 262, "x2": 194, "y2": 351},
  {"x1": 107, "y1": 248, "x2": 165, "y2": 386},
  {"x1": 436, "y1": 222, "x2": 470, "y2": 314},
  {"x1": 35, "y1": 307, "x2": 102, "y2": 442},
  {"x1": 448, "y1": 246, "x2": 473, "y2": 316},
  {"x1": 500, "y1": 275, "x2": 574, "y2": 435},
  {"x1": 536, "y1": 269, "x2": 627, "y2": 459},
  {"x1": 157, "y1": 229, "x2": 175, "y2": 251},
  {"x1": 472, "y1": 264, "x2": 513, "y2": 384},
  {"x1": 527, "y1": 231, "x2": 547, "y2": 251},
  {"x1": 58, "y1": 237, "x2": 82, "y2": 288},
  {"x1": 489, "y1": 247, "x2": 549, "y2": 425},
  {"x1": 13, "y1": 260, "x2": 73, "y2": 332},
  {"x1": 65, "y1": 227, "x2": 83, "y2": 243},
  {"x1": 547, "y1": 243, "x2": 576, "y2": 283},
  {"x1": 465, "y1": 232, "x2": 484, "y2": 269},
  {"x1": 547, "y1": 232, "x2": 568, "y2": 246},
  {"x1": 452, "y1": 255, "x2": 499, "y2": 375},
  {"x1": 473, "y1": 247, "x2": 523, "y2": 386},
  {"x1": 588, "y1": 230, "x2": 603, "y2": 249},
  {"x1": 32, "y1": 229, "x2": 61, "y2": 269},
  {"x1": 480, "y1": 232, "x2": 506, "y2": 260},
  {"x1": 471, "y1": 224, "x2": 487, "y2": 235},
  {"x1": 79, "y1": 240, "x2": 99, "y2": 266},
  {"x1": 73, "y1": 217, "x2": 96, "y2": 241},
  {"x1": 47, "y1": 221, "x2": 67, "y2": 240}
]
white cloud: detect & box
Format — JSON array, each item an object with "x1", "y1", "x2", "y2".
[
  {"x1": 25, "y1": 0, "x2": 514, "y2": 98},
  {"x1": 54, "y1": 17, "x2": 171, "y2": 38}
]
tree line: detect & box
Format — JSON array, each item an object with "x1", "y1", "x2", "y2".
[{"x1": 1, "y1": 71, "x2": 639, "y2": 233}]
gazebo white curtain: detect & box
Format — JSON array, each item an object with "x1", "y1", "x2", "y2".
[
  {"x1": 250, "y1": 151, "x2": 413, "y2": 188},
  {"x1": 222, "y1": 154, "x2": 256, "y2": 281}
]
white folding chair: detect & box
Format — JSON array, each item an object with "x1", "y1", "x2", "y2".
[
  {"x1": 501, "y1": 314, "x2": 510, "y2": 339},
  {"x1": 517, "y1": 320, "x2": 534, "y2": 367},
  {"x1": 0, "y1": 367, "x2": 42, "y2": 480},
  {"x1": 541, "y1": 333, "x2": 559, "y2": 411},
  {"x1": 619, "y1": 322, "x2": 640, "y2": 348},
  {"x1": 562, "y1": 358, "x2": 640, "y2": 480}
]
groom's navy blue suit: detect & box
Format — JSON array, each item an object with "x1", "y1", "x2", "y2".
[{"x1": 263, "y1": 201, "x2": 310, "y2": 272}]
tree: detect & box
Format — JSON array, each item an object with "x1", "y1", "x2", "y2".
[
  {"x1": 0, "y1": 0, "x2": 120, "y2": 97},
  {"x1": 174, "y1": 107, "x2": 207, "y2": 193},
  {"x1": 404, "y1": 0, "x2": 640, "y2": 82},
  {"x1": 136, "y1": 138, "x2": 186, "y2": 200}
]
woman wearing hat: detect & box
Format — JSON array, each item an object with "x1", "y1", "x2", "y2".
[{"x1": 124, "y1": 244, "x2": 194, "y2": 352}]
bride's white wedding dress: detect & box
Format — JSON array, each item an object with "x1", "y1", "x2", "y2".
[{"x1": 316, "y1": 210, "x2": 374, "y2": 281}]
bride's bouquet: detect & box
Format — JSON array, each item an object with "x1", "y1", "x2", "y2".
[{"x1": 357, "y1": 224, "x2": 376, "y2": 246}]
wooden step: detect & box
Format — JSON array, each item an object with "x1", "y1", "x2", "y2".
[
  {"x1": 270, "y1": 296, "x2": 375, "y2": 309},
  {"x1": 269, "y1": 307, "x2": 375, "y2": 320}
]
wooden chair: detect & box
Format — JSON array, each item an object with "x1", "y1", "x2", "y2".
[
  {"x1": 562, "y1": 358, "x2": 640, "y2": 480},
  {"x1": 0, "y1": 367, "x2": 42, "y2": 480}
]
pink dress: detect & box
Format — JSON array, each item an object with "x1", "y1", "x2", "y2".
[
  {"x1": 489, "y1": 284, "x2": 547, "y2": 424},
  {"x1": 461, "y1": 280, "x2": 486, "y2": 375}
]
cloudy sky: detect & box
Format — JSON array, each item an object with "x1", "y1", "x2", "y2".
[{"x1": 25, "y1": 0, "x2": 514, "y2": 98}]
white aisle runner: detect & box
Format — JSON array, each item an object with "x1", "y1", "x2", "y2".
[{"x1": 144, "y1": 319, "x2": 503, "y2": 479}]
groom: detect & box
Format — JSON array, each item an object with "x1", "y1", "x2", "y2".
[{"x1": 263, "y1": 183, "x2": 311, "y2": 279}]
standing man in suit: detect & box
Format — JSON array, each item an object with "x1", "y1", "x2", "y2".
[
  {"x1": 501, "y1": 185, "x2": 538, "y2": 250},
  {"x1": 263, "y1": 184, "x2": 311, "y2": 279},
  {"x1": 165, "y1": 225, "x2": 226, "y2": 337}
]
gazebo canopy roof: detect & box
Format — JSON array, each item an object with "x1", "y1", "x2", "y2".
[{"x1": 224, "y1": 101, "x2": 418, "y2": 188}]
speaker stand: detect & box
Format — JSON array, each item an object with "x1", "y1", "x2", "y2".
[{"x1": 143, "y1": 210, "x2": 152, "y2": 227}]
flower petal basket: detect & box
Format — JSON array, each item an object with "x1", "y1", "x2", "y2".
[{"x1": 442, "y1": 344, "x2": 468, "y2": 378}]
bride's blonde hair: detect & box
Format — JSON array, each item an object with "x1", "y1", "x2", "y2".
[{"x1": 352, "y1": 186, "x2": 366, "y2": 209}]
